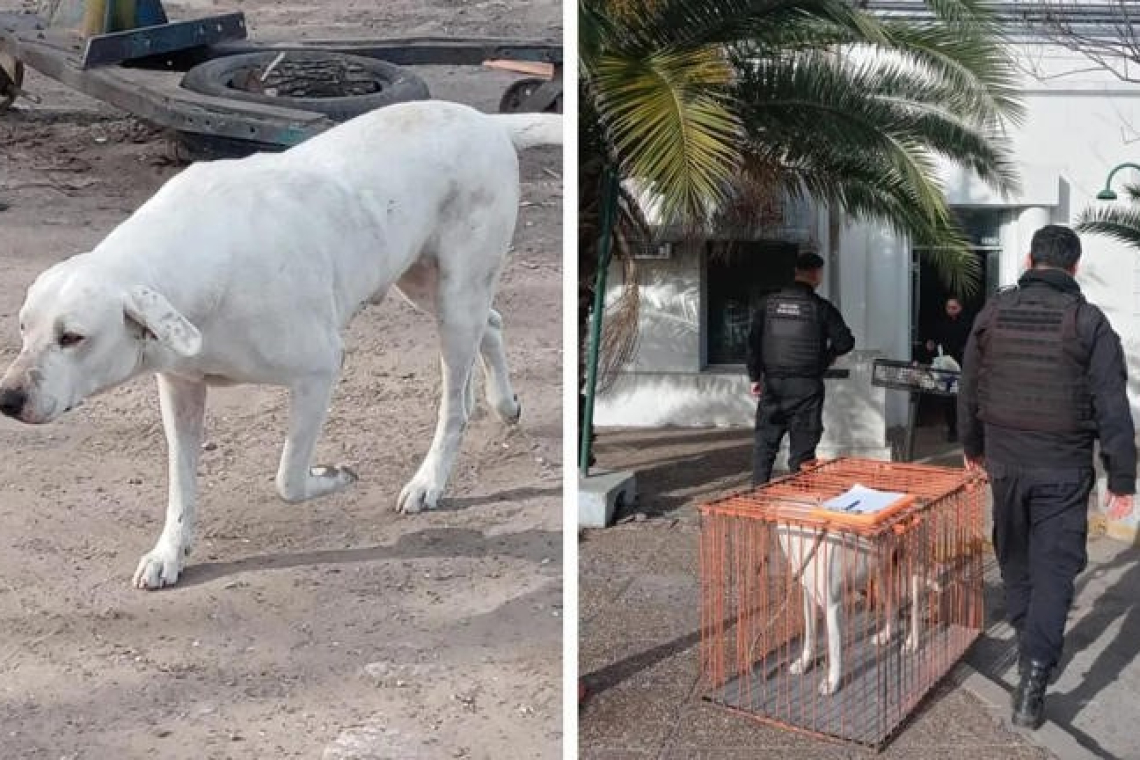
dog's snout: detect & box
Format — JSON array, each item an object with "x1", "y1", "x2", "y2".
[{"x1": 0, "y1": 387, "x2": 26, "y2": 418}]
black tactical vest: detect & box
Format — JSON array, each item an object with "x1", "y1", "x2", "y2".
[
  {"x1": 978, "y1": 284, "x2": 1094, "y2": 433},
  {"x1": 761, "y1": 288, "x2": 825, "y2": 377}
]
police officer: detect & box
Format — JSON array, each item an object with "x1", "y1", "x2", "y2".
[
  {"x1": 747, "y1": 252, "x2": 854, "y2": 486},
  {"x1": 959, "y1": 224, "x2": 1136, "y2": 730}
]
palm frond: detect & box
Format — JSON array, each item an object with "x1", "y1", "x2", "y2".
[
  {"x1": 1076, "y1": 205, "x2": 1140, "y2": 249},
  {"x1": 593, "y1": 45, "x2": 740, "y2": 225},
  {"x1": 625, "y1": 0, "x2": 887, "y2": 51}
]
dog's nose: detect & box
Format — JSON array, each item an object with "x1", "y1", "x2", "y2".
[{"x1": 0, "y1": 387, "x2": 26, "y2": 418}]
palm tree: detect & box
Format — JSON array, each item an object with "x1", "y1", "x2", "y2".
[
  {"x1": 1076, "y1": 185, "x2": 1140, "y2": 249},
  {"x1": 579, "y1": 0, "x2": 1024, "y2": 464}
]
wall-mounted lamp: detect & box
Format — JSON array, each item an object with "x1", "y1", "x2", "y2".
[{"x1": 1096, "y1": 162, "x2": 1140, "y2": 200}]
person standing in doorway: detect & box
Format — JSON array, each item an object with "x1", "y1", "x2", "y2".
[
  {"x1": 746, "y1": 252, "x2": 854, "y2": 486},
  {"x1": 925, "y1": 297, "x2": 972, "y2": 441},
  {"x1": 959, "y1": 224, "x2": 1136, "y2": 730}
]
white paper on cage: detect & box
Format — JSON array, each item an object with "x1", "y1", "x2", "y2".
[{"x1": 821, "y1": 484, "x2": 908, "y2": 514}]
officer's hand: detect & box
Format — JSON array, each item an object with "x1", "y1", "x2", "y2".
[
  {"x1": 963, "y1": 454, "x2": 984, "y2": 473},
  {"x1": 750, "y1": 381, "x2": 763, "y2": 397},
  {"x1": 1107, "y1": 492, "x2": 1135, "y2": 520}
]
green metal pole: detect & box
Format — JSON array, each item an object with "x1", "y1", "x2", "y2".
[
  {"x1": 579, "y1": 166, "x2": 620, "y2": 477},
  {"x1": 1097, "y1": 162, "x2": 1140, "y2": 200}
]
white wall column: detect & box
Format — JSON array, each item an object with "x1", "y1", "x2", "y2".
[{"x1": 1012, "y1": 206, "x2": 1052, "y2": 282}]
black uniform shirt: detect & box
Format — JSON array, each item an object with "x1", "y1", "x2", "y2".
[
  {"x1": 958, "y1": 268, "x2": 1137, "y2": 494},
  {"x1": 746, "y1": 282, "x2": 855, "y2": 383}
]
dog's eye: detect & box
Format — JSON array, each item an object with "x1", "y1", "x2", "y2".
[{"x1": 59, "y1": 332, "x2": 85, "y2": 348}]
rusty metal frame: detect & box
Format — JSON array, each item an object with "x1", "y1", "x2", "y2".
[
  {"x1": 698, "y1": 458, "x2": 987, "y2": 751},
  {"x1": 80, "y1": 11, "x2": 248, "y2": 68},
  {"x1": 0, "y1": 9, "x2": 562, "y2": 149}
]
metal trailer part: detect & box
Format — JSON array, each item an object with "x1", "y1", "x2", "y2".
[{"x1": 0, "y1": 2, "x2": 561, "y2": 152}]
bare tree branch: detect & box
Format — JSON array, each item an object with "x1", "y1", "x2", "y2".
[{"x1": 1009, "y1": 0, "x2": 1140, "y2": 83}]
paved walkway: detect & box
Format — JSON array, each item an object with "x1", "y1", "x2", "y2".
[{"x1": 580, "y1": 427, "x2": 1140, "y2": 759}]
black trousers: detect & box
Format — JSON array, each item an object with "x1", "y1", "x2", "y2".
[
  {"x1": 943, "y1": 396, "x2": 958, "y2": 437},
  {"x1": 989, "y1": 464, "x2": 1094, "y2": 668},
  {"x1": 752, "y1": 377, "x2": 824, "y2": 487}
]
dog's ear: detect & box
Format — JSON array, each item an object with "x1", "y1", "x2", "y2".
[{"x1": 124, "y1": 287, "x2": 202, "y2": 358}]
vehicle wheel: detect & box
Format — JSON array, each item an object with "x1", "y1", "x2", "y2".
[
  {"x1": 499, "y1": 76, "x2": 561, "y2": 114},
  {"x1": 180, "y1": 51, "x2": 430, "y2": 122},
  {"x1": 0, "y1": 46, "x2": 25, "y2": 111}
]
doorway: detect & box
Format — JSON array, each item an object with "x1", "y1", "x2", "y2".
[
  {"x1": 910, "y1": 208, "x2": 1007, "y2": 361},
  {"x1": 911, "y1": 247, "x2": 1000, "y2": 361},
  {"x1": 910, "y1": 208, "x2": 1007, "y2": 429}
]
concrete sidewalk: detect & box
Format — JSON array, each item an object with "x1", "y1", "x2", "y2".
[
  {"x1": 580, "y1": 428, "x2": 1140, "y2": 759},
  {"x1": 968, "y1": 538, "x2": 1140, "y2": 760}
]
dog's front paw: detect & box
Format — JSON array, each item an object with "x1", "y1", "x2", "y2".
[
  {"x1": 277, "y1": 465, "x2": 357, "y2": 503},
  {"x1": 903, "y1": 632, "x2": 919, "y2": 653},
  {"x1": 397, "y1": 479, "x2": 443, "y2": 514},
  {"x1": 133, "y1": 545, "x2": 184, "y2": 590},
  {"x1": 819, "y1": 674, "x2": 840, "y2": 696}
]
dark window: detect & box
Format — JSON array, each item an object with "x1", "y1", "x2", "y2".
[
  {"x1": 953, "y1": 207, "x2": 1003, "y2": 248},
  {"x1": 706, "y1": 240, "x2": 799, "y2": 365}
]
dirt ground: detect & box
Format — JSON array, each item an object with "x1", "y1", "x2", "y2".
[{"x1": 0, "y1": 1, "x2": 562, "y2": 758}]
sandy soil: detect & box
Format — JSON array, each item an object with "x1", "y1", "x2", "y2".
[{"x1": 0, "y1": 1, "x2": 563, "y2": 758}]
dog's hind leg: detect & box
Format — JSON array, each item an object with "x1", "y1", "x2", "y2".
[
  {"x1": 395, "y1": 260, "x2": 473, "y2": 418},
  {"x1": 133, "y1": 373, "x2": 207, "y2": 590},
  {"x1": 820, "y1": 594, "x2": 844, "y2": 695},
  {"x1": 904, "y1": 572, "x2": 921, "y2": 653},
  {"x1": 397, "y1": 273, "x2": 495, "y2": 513},
  {"x1": 396, "y1": 217, "x2": 514, "y2": 513},
  {"x1": 396, "y1": 261, "x2": 519, "y2": 424},
  {"x1": 479, "y1": 308, "x2": 521, "y2": 424},
  {"x1": 872, "y1": 554, "x2": 897, "y2": 647},
  {"x1": 275, "y1": 370, "x2": 357, "y2": 503},
  {"x1": 789, "y1": 587, "x2": 817, "y2": 675}
]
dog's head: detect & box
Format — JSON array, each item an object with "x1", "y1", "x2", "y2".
[{"x1": 0, "y1": 257, "x2": 202, "y2": 424}]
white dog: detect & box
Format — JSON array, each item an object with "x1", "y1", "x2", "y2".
[
  {"x1": 778, "y1": 527, "x2": 928, "y2": 695},
  {"x1": 0, "y1": 100, "x2": 562, "y2": 589}
]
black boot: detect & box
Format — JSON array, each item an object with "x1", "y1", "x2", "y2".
[
  {"x1": 1011, "y1": 626, "x2": 1026, "y2": 678},
  {"x1": 1012, "y1": 660, "x2": 1051, "y2": 729}
]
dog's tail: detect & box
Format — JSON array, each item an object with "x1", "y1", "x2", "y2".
[{"x1": 492, "y1": 113, "x2": 563, "y2": 151}]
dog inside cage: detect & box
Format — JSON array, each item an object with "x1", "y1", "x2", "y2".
[{"x1": 700, "y1": 459, "x2": 985, "y2": 749}]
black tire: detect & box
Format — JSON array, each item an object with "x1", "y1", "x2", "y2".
[
  {"x1": 499, "y1": 77, "x2": 561, "y2": 114},
  {"x1": 181, "y1": 51, "x2": 430, "y2": 122}
]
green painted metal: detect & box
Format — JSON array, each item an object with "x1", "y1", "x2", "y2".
[
  {"x1": 1097, "y1": 162, "x2": 1140, "y2": 200},
  {"x1": 579, "y1": 166, "x2": 619, "y2": 476}
]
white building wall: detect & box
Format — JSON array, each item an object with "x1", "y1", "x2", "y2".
[
  {"x1": 623, "y1": 243, "x2": 703, "y2": 374},
  {"x1": 594, "y1": 39, "x2": 1140, "y2": 527}
]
